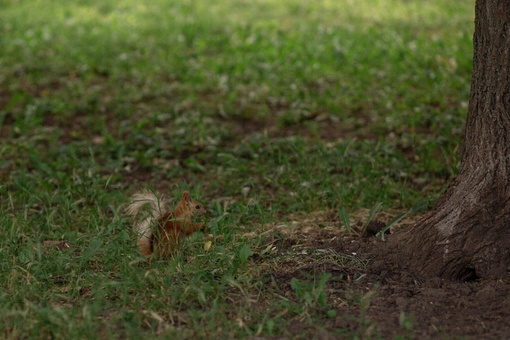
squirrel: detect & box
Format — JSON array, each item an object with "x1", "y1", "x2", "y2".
[{"x1": 125, "y1": 189, "x2": 207, "y2": 258}]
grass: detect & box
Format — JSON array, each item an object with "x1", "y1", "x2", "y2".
[{"x1": 0, "y1": 0, "x2": 474, "y2": 338}]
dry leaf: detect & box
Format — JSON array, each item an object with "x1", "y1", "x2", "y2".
[{"x1": 204, "y1": 240, "x2": 212, "y2": 251}]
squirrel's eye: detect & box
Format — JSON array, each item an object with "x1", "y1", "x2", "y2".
[{"x1": 195, "y1": 205, "x2": 200, "y2": 210}]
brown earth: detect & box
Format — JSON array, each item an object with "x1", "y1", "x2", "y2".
[{"x1": 262, "y1": 215, "x2": 510, "y2": 339}]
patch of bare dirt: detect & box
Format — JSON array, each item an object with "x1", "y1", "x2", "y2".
[
  {"x1": 224, "y1": 113, "x2": 377, "y2": 143},
  {"x1": 262, "y1": 216, "x2": 510, "y2": 338},
  {"x1": 337, "y1": 237, "x2": 510, "y2": 339}
]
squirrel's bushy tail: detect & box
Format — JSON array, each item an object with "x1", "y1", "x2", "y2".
[{"x1": 125, "y1": 189, "x2": 167, "y2": 257}]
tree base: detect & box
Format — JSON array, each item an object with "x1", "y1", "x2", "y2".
[{"x1": 397, "y1": 170, "x2": 510, "y2": 280}]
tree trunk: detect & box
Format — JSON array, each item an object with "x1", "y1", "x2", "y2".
[{"x1": 402, "y1": 0, "x2": 510, "y2": 280}]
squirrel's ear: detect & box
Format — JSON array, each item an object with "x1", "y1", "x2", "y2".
[{"x1": 182, "y1": 191, "x2": 191, "y2": 202}]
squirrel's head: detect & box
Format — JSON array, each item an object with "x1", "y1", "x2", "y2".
[{"x1": 182, "y1": 191, "x2": 207, "y2": 217}]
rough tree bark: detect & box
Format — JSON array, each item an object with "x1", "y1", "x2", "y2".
[{"x1": 402, "y1": 0, "x2": 510, "y2": 280}]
